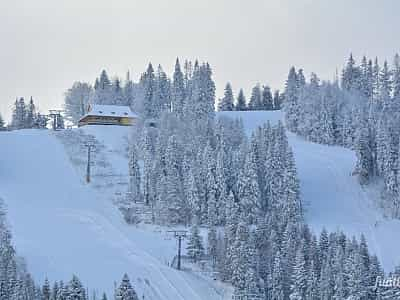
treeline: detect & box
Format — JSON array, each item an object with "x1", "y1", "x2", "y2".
[
  {"x1": 216, "y1": 218, "x2": 388, "y2": 299},
  {"x1": 63, "y1": 59, "x2": 281, "y2": 125},
  {"x1": 283, "y1": 53, "x2": 400, "y2": 218},
  {"x1": 218, "y1": 82, "x2": 283, "y2": 111},
  {"x1": 39, "y1": 273, "x2": 139, "y2": 300},
  {"x1": 64, "y1": 59, "x2": 215, "y2": 124},
  {"x1": 10, "y1": 97, "x2": 48, "y2": 130}
]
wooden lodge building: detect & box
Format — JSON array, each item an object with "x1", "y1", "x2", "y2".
[{"x1": 78, "y1": 104, "x2": 138, "y2": 127}]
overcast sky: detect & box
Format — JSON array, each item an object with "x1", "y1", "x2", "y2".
[{"x1": 1, "y1": 0, "x2": 399, "y2": 121}]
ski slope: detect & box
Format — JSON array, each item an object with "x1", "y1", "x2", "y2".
[
  {"x1": 219, "y1": 110, "x2": 400, "y2": 271},
  {"x1": 1, "y1": 110, "x2": 399, "y2": 300},
  {"x1": 0, "y1": 129, "x2": 228, "y2": 299}
]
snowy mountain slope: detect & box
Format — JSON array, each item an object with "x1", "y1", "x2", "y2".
[
  {"x1": 219, "y1": 110, "x2": 400, "y2": 271},
  {"x1": 1, "y1": 109, "x2": 399, "y2": 300},
  {"x1": 0, "y1": 129, "x2": 227, "y2": 299}
]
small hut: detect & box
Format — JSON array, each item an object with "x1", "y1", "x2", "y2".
[{"x1": 78, "y1": 104, "x2": 138, "y2": 127}]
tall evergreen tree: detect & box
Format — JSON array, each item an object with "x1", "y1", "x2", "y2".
[
  {"x1": 218, "y1": 83, "x2": 235, "y2": 111},
  {"x1": 142, "y1": 63, "x2": 157, "y2": 119},
  {"x1": 248, "y1": 84, "x2": 262, "y2": 110},
  {"x1": 0, "y1": 113, "x2": 5, "y2": 130},
  {"x1": 115, "y1": 274, "x2": 139, "y2": 300},
  {"x1": 261, "y1": 85, "x2": 274, "y2": 110},
  {"x1": 284, "y1": 67, "x2": 300, "y2": 132},
  {"x1": 93, "y1": 70, "x2": 112, "y2": 105},
  {"x1": 172, "y1": 58, "x2": 185, "y2": 117},
  {"x1": 235, "y1": 89, "x2": 247, "y2": 111},
  {"x1": 187, "y1": 221, "x2": 205, "y2": 262},
  {"x1": 393, "y1": 53, "x2": 400, "y2": 99}
]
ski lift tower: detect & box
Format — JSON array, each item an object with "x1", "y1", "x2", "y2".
[
  {"x1": 167, "y1": 230, "x2": 187, "y2": 270},
  {"x1": 48, "y1": 110, "x2": 63, "y2": 131},
  {"x1": 84, "y1": 137, "x2": 96, "y2": 183}
]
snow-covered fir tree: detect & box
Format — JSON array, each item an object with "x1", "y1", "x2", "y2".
[
  {"x1": 11, "y1": 97, "x2": 26, "y2": 130},
  {"x1": 187, "y1": 221, "x2": 205, "y2": 262},
  {"x1": 261, "y1": 85, "x2": 274, "y2": 110},
  {"x1": 248, "y1": 84, "x2": 262, "y2": 110},
  {"x1": 218, "y1": 83, "x2": 235, "y2": 111},
  {"x1": 235, "y1": 88, "x2": 247, "y2": 111},
  {"x1": 93, "y1": 70, "x2": 112, "y2": 105},
  {"x1": 172, "y1": 58, "x2": 185, "y2": 117},
  {"x1": 114, "y1": 274, "x2": 139, "y2": 300},
  {"x1": 0, "y1": 113, "x2": 5, "y2": 130}
]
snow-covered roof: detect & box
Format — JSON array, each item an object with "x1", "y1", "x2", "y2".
[{"x1": 85, "y1": 104, "x2": 138, "y2": 118}]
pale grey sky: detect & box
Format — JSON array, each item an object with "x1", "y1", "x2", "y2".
[{"x1": 1, "y1": 0, "x2": 399, "y2": 121}]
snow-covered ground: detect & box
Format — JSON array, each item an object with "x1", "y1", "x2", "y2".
[
  {"x1": 219, "y1": 110, "x2": 400, "y2": 271},
  {"x1": 1, "y1": 110, "x2": 399, "y2": 300},
  {"x1": 0, "y1": 128, "x2": 227, "y2": 300}
]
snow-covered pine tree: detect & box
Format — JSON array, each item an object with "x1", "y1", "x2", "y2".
[
  {"x1": 290, "y1": 247, "x2": 307, "y2": 300},
  {"x1": 214, "y1": 146, "x2": 228, "y2": 225},
  {"x1": 42, "y1": 278, "x2": 51, "y2": 300},
  {"x1": 231, "y1": 217, "x2": 250, "y2": 292},
  {"x1": 51, "y1": 281, "x2": 59, "y2": 300},
  {"x1": 207, "y1": 226, "x2": 218, "y2": 266},
  {"x1": 142, "y1": 63, "x2": 157, "y2": 119},
  {"x1": 25, "y1": 97, "x2": 36, "y2": 128},
  {"x1": 218, "y1": 83, "x2": 235, "y2": 111},
  {"x1": 155, "y1": 65, "x2": 171, "y2": 113},
  {"x1": 319, "y1": 259, "x2": 334, "y2": 300},
  {"x1": 235, "y1": 88, "x2": 247, "y2": 111},
  {"x1": 261, "y1": 85, "x2": 274, "y2": 110},
  {"x1": 187, "y1": 221, "x2": 205, "y2": 262},
  {"x1": 354, "y1": 118, "x2": 374, "y2": 184},
  {"x1": 393, "y1": 53, "x2": 400, "y2": 99},
  {"x1": 190, "y1": 62, "x2": 216, "y2": 121},
  {"x1": 0, "y1": 113, "x2": 5, "y2": 130},
  {"x1": 372, "y1": 57, "x2": 381, "y2": 104},
  {"x1": 110, "y1": 78, "x2": 124, "y2": 106},
  {"x1": 359, "y1": 56, "x2": 373, "y2": 100},
  {"x1": 186, "y1": 168, "x2": 201, "y2": 223},
  {"x1": 123, "y1": 71, "x2": 136, "y2": 108},
  {"x1": 271, "y1": 251, "x2": 285, "y2": 300},
  {"x1": 66, "y1": 275, "x2": 86, "y2": 300},
  {"x1": 284, "y1": 67, "x2": 300, "y2": 132},
  {"x1": 128, "y1": 144, "x2": 142, "y2": 203},
  {"x1": 380, "y1": 60, "x2": 392, "y2": 112},
  {"x1": 93, "y1": 70, "x2": 112, "y2": 105},
  {"x1": 342, "y1": 53, "x2": 361, "y2": 92},
  {"x1": 172, "y1": 58, "x2": 185, "y2": 117},
  {"x1": 11, "y1": 98, "x2": 26, "y2": 130},
  {"x1": 114, "y1": 274, "x2": 139, "y2": 300},
  {"x1": 223, "y1": 191, "x2": 239, "y2": 279},
  {"x1": 248, "y1": 84, "x2": 262, "y2": 111},
  {"x1": 282, "y1": 147, "x2": 302, "y2": 224},
  {"x1": 164, "y1": 134, "x2": 187, "y2": 224},
  {"x1": 142, "y1": 128, "x2": 156, "y2": 207},
  {"x1": 297, "y1": 69, "x2": 306, "y2": 88},
  {"x1": 236, "y1": 149, "x2": 260, "y2": 224},
  {"x1": 273, "y1": 90, "x2": 282, "y2": 110}
]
